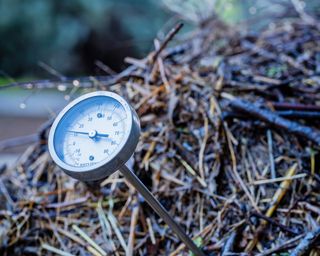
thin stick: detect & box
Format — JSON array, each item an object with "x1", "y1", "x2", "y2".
[
  {"x1": 0, "y1": 177, "x2": 14, "y2": 208},
  {"x1": 41, "y1": 243, "x2": 74, "y2": 256},
  {"x1": 291, "y1": 227, "x2": 320, "y2": 256},
  {"x1": 107, "y1": 211, "x2": 128, "y2": 252},
  {"x1": 72, "y1": 225, "x2": 107, "y2": 256},
  {"x1": 0, "y1": 134, "x2": 38, "y2": 151},
  {"x1": 267, "y1": 130, "x2": 276, "y2": 179},
  {"x1": 146, "y1": 218, "x2": 156, "y2": 245},
  {"x1": 38, "y1": 61, "x2": 66, "y2": 80},
  {"x1": 199, "y1": 109, "x2": 209, "y2": 181},
  {"x1": 150, "y1": 23, "x2": 184, "y2": 63},
  {"x1": 251, "y1": 173, "x2": 306, "y2": 185},
  {"x1": 127, "y1": 198, "x2": 140, "y2": 256},
  {"x1": 176, "y1": 155, "x2": 207, "y2": 188},
  {"x1": 223, "y1": 121, "x2": 260, "y2": 212},
  {"x1": 95, "y1": 60, "x2": 116, "y2": 75},
  {"x1": 55, "y1": 226, "x2": 103, "y2": 255},
  {"x1": 250, "y1": 211, "x2": 298, "y2": 235},
  {"x1": 221, "y1": 231, "x2": 237, "y2": 255},
  {"x1": 246, "y1": 163, "x2": 298, "y2": 252},
  {"x1": 257, "y1": 235, "x2": 304, "y2": 256},
  {"x1": 228, "y1": 98, "x2": 320, "y2": 145}
]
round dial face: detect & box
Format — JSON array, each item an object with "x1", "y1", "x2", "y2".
[{"x1": 49, "y1": 92, "x2": 133, "y2": 172}]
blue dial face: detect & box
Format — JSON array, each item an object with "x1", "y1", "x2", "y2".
[{"x1": 53, "y1": 96, "x2": 128, "y2": 168}]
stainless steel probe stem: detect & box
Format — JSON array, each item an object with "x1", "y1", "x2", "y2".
[{"x1": 119, "y1": 165, "x2": 206, "y2": 256}]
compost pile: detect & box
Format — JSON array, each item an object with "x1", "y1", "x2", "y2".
[{"x1": 1, "y1": 12, "x2": 320, "y2": 256}]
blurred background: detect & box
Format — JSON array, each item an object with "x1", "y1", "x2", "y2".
[{"x1": 0, "y1": 0, "x2": 319, "y2": 164}]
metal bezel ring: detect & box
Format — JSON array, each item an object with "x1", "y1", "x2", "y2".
[{"x1": 48, "y1": 91, "x2": 140, "y2": 181}]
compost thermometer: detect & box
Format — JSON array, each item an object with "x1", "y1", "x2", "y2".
[{"x1": 48, "y1": 91, "x2": 205, "y2": 256}]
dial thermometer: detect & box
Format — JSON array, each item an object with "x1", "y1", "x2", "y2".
[{"x1": 48, "y1": 91, "x2": 205, "y2": 256}]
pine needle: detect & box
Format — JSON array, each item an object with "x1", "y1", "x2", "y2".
[
  {"x1": 246, "y1": 163, "x2": 298, "y2": 251},
  {"x1": 72, "y1": 225, "x2": 107, "y2": 256},
  {"x1": 41, "y1": 243, "x2": 74, "y2": 256}
]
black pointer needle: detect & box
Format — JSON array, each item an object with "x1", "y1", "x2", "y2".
[
  {"x1": 67, "y1": 130, "x2": 109, "y2": 138},
  {"x1": 67, "y1": 130, "x2": 89, "y2": 135}
]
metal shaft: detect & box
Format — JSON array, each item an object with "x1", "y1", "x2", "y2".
[{"x1": 119, "y1": 165, "x2": 205, "y2": 256}]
